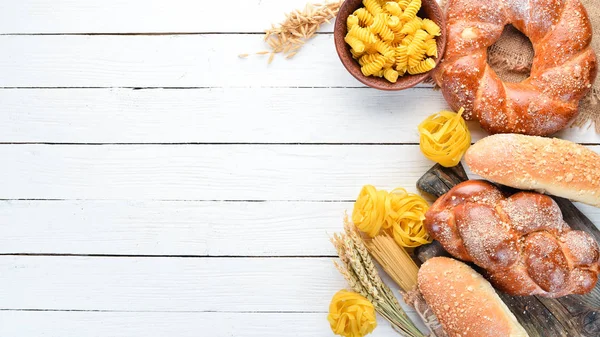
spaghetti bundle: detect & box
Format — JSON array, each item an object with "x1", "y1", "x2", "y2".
[{"x1": 364, "y1": 233, "x2": 419, "y2": 292}]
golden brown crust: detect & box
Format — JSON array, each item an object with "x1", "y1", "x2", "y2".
[
  {"x1": 433, "y1": 0, "x2": 597, "y2": 136},
  {"x1": 465, "y1": 134, "x2": 600, "y2": 207},
  {"x1": 424, "y1": 180, "x2": 600, "y2": 297},
  {"x1": 418, "y1": 257, "x2": 529, "y2": 337}
]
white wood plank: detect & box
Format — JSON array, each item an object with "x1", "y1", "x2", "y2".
[
  {"x1": 0, "y1": 34, "x2": 368, "y2": 88},
  {"x1": 2, "y1": 88, "x2": 598, "y2": 144},
  {"x1": 0, "y1": 256, "x2": 388, "y2": 313},
  {"x1": 0, "y1": 311, "x2": 401, "y2": 337},
  {"x1": 0, "y1": 200, "x2": 347, "y2": 256},
  {"x1": 0, "y1": 0, "x2": 336, "y2": 34},
  {"x1": 0, "y1": 88, "x2": 442, "y2": 143},
  {"x1": 1, "y1": 200, "x2": 598, "y2": 256},
  {"x1": 0, "y1": 144, "x2": 435, "y2": 200},
  {"x1": 1, "y1": 144, "x2": 598, "y2": 201}
]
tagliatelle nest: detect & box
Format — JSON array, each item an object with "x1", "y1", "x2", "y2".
[{"x1": 253, "y1": 1, "x2": 342, "y2": 63}]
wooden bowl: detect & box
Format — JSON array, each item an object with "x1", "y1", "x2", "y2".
[{"x1": 334, "y1": 0, "x2": 447, "y2": 91}]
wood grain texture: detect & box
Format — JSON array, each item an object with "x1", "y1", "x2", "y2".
[
  {"x1": 1, "y1": 144, "x2": 597, "y2": 201},
  {"x1": 0, "y1": 255, "x2": 423, "y2": 316},
  {"x1": 0, "y1": 34, "x2": 384, "y2": 88},
  {"x1": 0, "y1": 0, "x2": 330, "y2": 34},
  {"x1": 0, "y1": 200, "x2": 345, "y2": 256},
  {"x1": 1, "y1": 88, "x2": 598, "y2": 144},
  {"x1": 0, "y1": 144, "x2": 437, "y2": 200},
  {"x1": 1, "y1": 200, "x2": 598, "y2": 256},
  {"x1": 0, "y1": 311, "x2": 399, "y2": 337}
]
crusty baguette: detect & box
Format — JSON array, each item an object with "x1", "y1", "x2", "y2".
[
  {"x1": 418, "y1": 257, "x2": 529, "y2": 337},
  {"x1": 465, "y1": 134, "x2": 600, "y2": 207}
]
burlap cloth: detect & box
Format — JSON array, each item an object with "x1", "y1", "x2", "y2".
[{"x1": 443, "y1": 0, "x2": 600, "y2": 132}]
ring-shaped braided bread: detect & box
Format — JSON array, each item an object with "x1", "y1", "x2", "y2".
[{"x1": 432, "y1": 0, "x2": 598, "y2": 136}]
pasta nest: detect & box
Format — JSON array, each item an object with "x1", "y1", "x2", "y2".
[
  {"x1": 328, "y1": 290, "x2": 377, "y2": 337},
  {"x1": 352, "y1": 185, "x2": 431, "y2": 248}
]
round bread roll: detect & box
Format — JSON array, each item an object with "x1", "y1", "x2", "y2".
[
  {"x1": 465, "y1": 134, "x2": 600, "y2": 207},
  {"x1": 418, "y1": 257, "x2": 529, "y2": 337}
]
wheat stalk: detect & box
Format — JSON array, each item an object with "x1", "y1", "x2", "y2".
[
  {"x1": 257, "y1": 1, "x2": 342, "y2": 63},
  {"x1": 331, "y1": 221, "x2": 426, "y2": 337}
]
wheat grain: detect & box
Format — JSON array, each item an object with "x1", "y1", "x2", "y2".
[
  {"x1": 345, "y1": 219, "x2": 383, "y2": 289},
  {"x1": 331, "y1": 220, "x2": 426, "y2": 337},
  {"x1": 261, "y1": 1, "x2": 342, "y2": 61}
]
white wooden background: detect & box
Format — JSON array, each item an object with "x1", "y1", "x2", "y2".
[{"x1": 0, "y1": 1, "x2": 599, "y2": 336}]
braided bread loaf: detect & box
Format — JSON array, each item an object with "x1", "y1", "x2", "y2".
[
  {"x1": 424, "y1": 180, "x2": 600, "y2": 297},
  {"x1": 432, "y1": 0, "x2": 598, "y2": 136}
]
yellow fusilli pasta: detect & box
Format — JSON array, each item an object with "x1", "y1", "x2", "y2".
[
  {"x1": 395, "y1": 45, "x2": 409, "y2": 74},
  {"x1": 345, "y1": 35, "x2": 366, "y2": 53},
  {"x1": 363, "y1": 0, "x2": 383, "y2": 15},
  {"x1": 351, "y1": 48, "x2": 364, "y2": 59},
  {"x1": 370, "y1": 14, "x2": 394, "y2": 41},
  {"x1": 343, "y1": 0, "x2": 439, "y2": 82},
  {"x1": 422, "y1": 18, "x2": 441, "y2": 36},
  {"x1": 353, "y1": 8, "x2": 374, "y2": 26},
  {"x1": 361, "y1": 54, "x2": 386, "y2": 76},
  {"x1": 373, "y1": 39, "x2": 393, "y2": 55},
  {"x1": 400, "y1": 34, "x2": 413, "y2": 46},
  {"x1": 382, "y1": 50, "x2": 396, "y2": 68},
  {"x1": 348, "y1": 25, "x2": 377, "y2": 44},
  {"x1": 400, "y1": 17, "x2": 422, "y2": 35},
  {"x1": 383, "y1": 68, "x2": 399, "y2": 83},
  {"x1": 408, "y1": 48, "x2": 427, "y2": 67},
  {"x1": 408, "y1": 57, "x2": 436, "y2": 74},
  {"x1": 387, "y1": 15, "x2": 402, "y2": 32},
  {"x1": 400, "y1": 0, "x2": 421, "y2": 21},
  {"x1": 385, "y1": 2, "x2": 403, "y2": 16},
  {"x1": 359, "y1": 53, "x2": 379, "y2": 66},
  {"x1": 425, "y1": 38, "x2": 437, "y2": 57},
  {"x1": 347, "y1": 15, "x2": 360, "y2": 31}
]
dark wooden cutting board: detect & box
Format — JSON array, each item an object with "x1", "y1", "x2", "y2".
[{"x1": 415, "y1": 163, "x2": 600, "y2": 337}]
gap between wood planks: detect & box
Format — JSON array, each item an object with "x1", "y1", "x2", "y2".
[
  {"x1": 0, "y1": 32, "x2": 332, "y2": 36},
  {"x1": 1, "y1": 142, "x2": 599, "y2": 146},
  {"x1": 0, "y1": 309, "x2": 326, "y2": 313},
  {"x1": 0, "y1": 86, "x2": 432, "y2": 89},
  {"x1": 0, "y1": 253, "x2": 336, "y2": 258}
]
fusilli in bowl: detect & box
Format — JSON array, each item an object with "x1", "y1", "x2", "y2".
[{"x1": 334, "y1": 0, "x2": 446, "y2": 90}]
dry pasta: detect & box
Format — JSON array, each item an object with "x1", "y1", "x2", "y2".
[
  {"x1": 345, "y1": 35, "x2": 366, "y2": 53},
  {"x1": 418, "y1": 107, "x2": 471, "y2": 167},
  {"x1": 422, "y1": 18, "x2": 442, "y2": 36},
  {"x1": 344, "y1": 0, "x2": 441, "y2": 83},
  {"x1": 397, "y1": 0, "x2": 411, "y2": 10},
  {"x1": 385, "y1": 2, "x2": 403, "y2": 17},
  {"x1": 426, "y1": 38, "x2": 438, "y2": 57},
  {"x1": 408, "y1": 57, "x2": 435, "y2": 74},
  {"x1": 400, "y1": 17, "x2": 422, "y2": 35},
  {"x1": 387, "y1": 15, "x2": 402, "y2": 32},
  {"x1": 353, "y1": 8, "x2": 374, "y2": 26},
  {"x1": 348, "y1": 25, "x2": 377, "y2": 44},
  {"x1": 363, "y1": 0, "x2": 383, "y2": 15},
  {"x1": 370, "y1": 13, "x2": 394, "y2": 41},
  {"x1": 383, "y1": 68, "x2": 399, "y2": 82},
  {"x1": 400, "y1": 0, "x2": 421, "y2": 21},
  {"x1": 352, "y1": 185, "x2": 431, "y2": 248},
  {"x1": 361, "y1": 54, "x2": 386, "y2": 76},
  {"x1": 347, "y1": 14, "x2": 360, "y2": 31}
]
